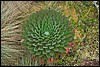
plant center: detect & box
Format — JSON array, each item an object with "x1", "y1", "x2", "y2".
[{"x1": 44, "y1": 31, "x2": 49, "y2": 35}]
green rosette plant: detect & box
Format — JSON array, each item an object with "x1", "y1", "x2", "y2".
[{"x1": 22, "y1": 9, "x2": 74, "y2": 64}]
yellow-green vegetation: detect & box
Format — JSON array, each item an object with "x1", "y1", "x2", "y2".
[{"x1": 1, "y1": 1, "x2": 99, "y2": 66}]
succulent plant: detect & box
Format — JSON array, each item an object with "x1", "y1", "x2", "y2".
[{"x1": 22, "y1": 9, "x2": 74, "y2": 62}]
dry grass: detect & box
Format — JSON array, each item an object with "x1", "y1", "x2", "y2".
[
  {"x1": 1, "y1": 1, "x2": 41, "y2": 66},
  {"x1": 1, "y1": 45, "x2": 26, "y2": 66}
]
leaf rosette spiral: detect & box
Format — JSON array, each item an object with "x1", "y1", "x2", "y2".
[{"x1": 22, "y1": 9, "x2": 74, "y2": 61}]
